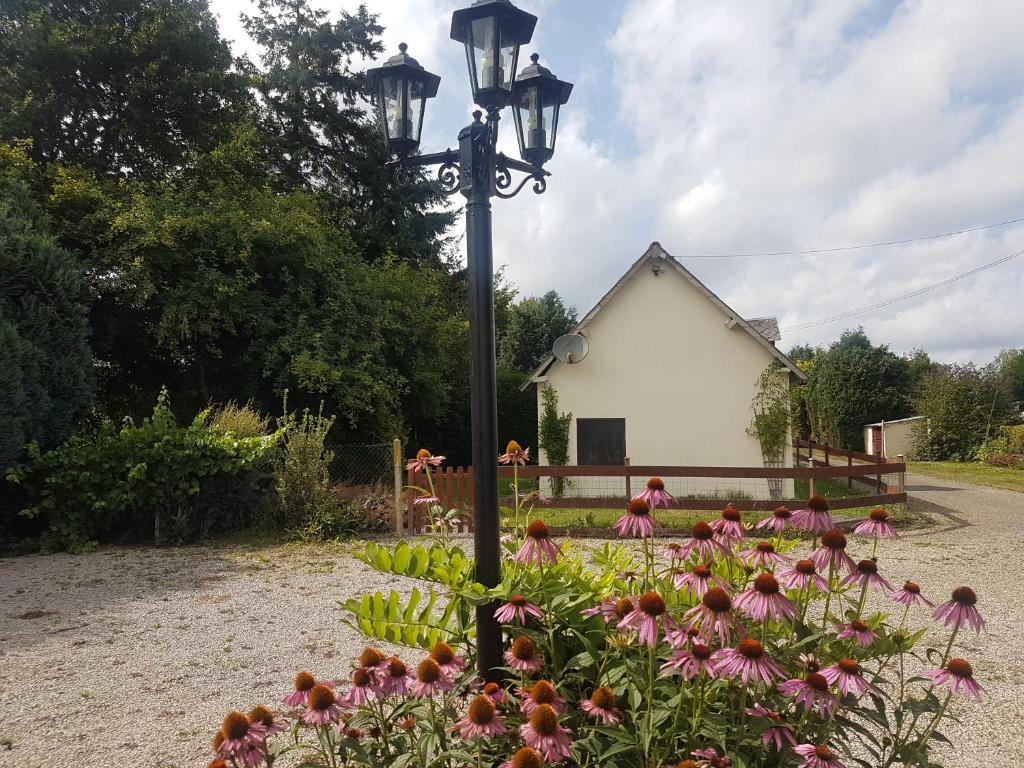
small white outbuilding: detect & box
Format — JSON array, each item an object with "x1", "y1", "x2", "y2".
[
  {"x1": 522, "y1": 242, "x2": 805, "y2": 497},
  {"x1": 863, "y1": 416, "x2": 924, "y2": 459}
]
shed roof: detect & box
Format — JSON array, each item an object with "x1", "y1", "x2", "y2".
[{"x1": 521, "y1": 241, "x2": 807, "y2": 390}]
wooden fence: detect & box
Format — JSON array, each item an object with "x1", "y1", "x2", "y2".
[
  {"x1": 792, "y1": 437, "x2": 902, "y2": 493},
  {"x1": 400, "y1": 442, "x2": 906, "y2": 533}
]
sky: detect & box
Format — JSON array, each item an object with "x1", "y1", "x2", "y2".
[{"x1": 209, "y1": 0, "x2": 1024, "y2": 364}]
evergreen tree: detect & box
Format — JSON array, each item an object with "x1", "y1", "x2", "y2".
[
  {"x1": 499, "y1": 291, "x2": 578, "y2": 374},
  {"x1": 0, "y1": 176, "x2": 93, "y2": 467},
  {"x1": 0, "y1": 0, "x2": 249, "y2": 179}
]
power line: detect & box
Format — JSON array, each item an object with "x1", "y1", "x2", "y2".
[
  {"x1": 781, "y1": 247, "x2": 1024, "y2": 333},
  {"x1": 679, "y1": 215, "x2": 1024, "y2": 258}
]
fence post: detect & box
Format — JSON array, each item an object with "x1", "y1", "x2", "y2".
[
  {"x1": 847, "y1": 453, "x2": 853, "y2": 490},
  {"x1": 624, "y1": 456, "x2": 631, "y2": 500},
  {"x1": 808, "y1": 475, "x2": 816, "y2": 499},
  {"x1": 896, "y1": 453, "x2": 906, "y2": 505},
  {"x1": 393, "y1": 439, "x2": 403, "y2": 534}
]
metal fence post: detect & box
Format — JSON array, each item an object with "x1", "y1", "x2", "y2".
[
  {"x1": 393, "y1": 439, "x2": 403, "y2": 534},
  {"x1": 624, "y1": 456, "x2": 631, "y2": 500}
]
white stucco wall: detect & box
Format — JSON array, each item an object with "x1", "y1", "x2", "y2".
[
  {"x1": 536, "y1": 252, "x2": 794, "y2": 499},
  {"x1": 863, "y1": 418, "x2": 921, "y2": 459}
]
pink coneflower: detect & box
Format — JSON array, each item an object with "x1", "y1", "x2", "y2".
[
  {"x1": 520, "y1": 703, "x2": 573, "y2": 763},
  {"x1": 520, "y1": 680, "x2": 567, "y2": 714},
  {"x1": 413, "y1": 494, "x2": 440, "y2": 506},
  {"x1": 622, "y1": 591, "x2": 677, "y2": 647},
  {"x1": 453, "y1": 694, "x2": 509, "y2": 740},
  {"x1": 673, "y1": 563, "x2": 730, "y2": 597},
  {"x1": 504, "y1": 636, "x2": 545, "y2": 673},
  {"x1": 838, "y1": 620, "x2": 878, "y2": 647},
  {"x1": 734, "y1": 573, "x2": 796, "y2": 622},
  {"x1": 737, "y1": 540, "x2": 790, "y2": 569},
  {"x1": 515, "y1": 520, "x2": 561, "y2": 566},
  {"x1": 662, "y1": 642, "x2": 717, "y2": 679},
  {"x1": 342, "y1": 667, "x2": 378, "y2": 706},
  {"x1": 664, "y1": 621, "x2": 701, "y2": 649},
  {"x1": 891, "y1": 580, "x2": 934, "y2": 608},
  {"x1": 778, "y1": 559, "x2": 830, "y2": 593},
  {"x1": 810, "y1": 529, "x2": 856, "y2": 575},
  {"x1": 663, "y1": 541, "x2": 686, "y2": 561},
  {"x1": 216, "y1": 712, "x2": 267, "y2": 766},
  {"x1": 300, "y1": 684, "x2": 343, "y2": 726},
  {"x1": 853, "y1": 506, "x2": 897, "y2": 539},
  {"x1": 840, "y1": 559, "x2": 893, "y2": 593},
  {"x1": 495, "y1": 594, "x2": 544, "y2": 625},
  {"x1": 283, "y1": 671, "x2": 319, "y2": 707},
  {"x1": 756, "y1": 505, "x2": 793, "y2": 532},
  {"x1": 794, "y1": 744, "x2": 847, "y2": 768},
  {"x1": 792, "y1": 495, "x2": 834, "y2": 534},
  {"x1": 583, "y1": 595, "x2": 635, "y2": 629},
  {"x1": 406, "y1": 448, "x2": 445, "y2": 473},
  {"x1": 378, "y1": 656, "x2": 412, "y2": 696},
  {"x1": 679, "y1": 520, "x2": 731, "y2": 561},
  {"x1": 778, "y1": 673, "x2": 839, "y2": 718},
  {"x1": 927, "y1": 658, "x2": 986, "y2": 701},
  {"x1": 501, "y1": 747, "x2": 544, "y2": 768},
  {"x1": 410, "y1": 658, "x2": 453, "y2": 698},
  {"x1": 685, "y1": 588, "x2": 744, "y2": 644},
  {"x1": 933, "y1": 586, "x2": 985, "y2": 633},
  {"x1": 580, "y1": 686, "x2": 622, "y2": 724},
  {"x1": 247, "y1": 706, "x2": 287, "y2": 737},
  {"x1": 357, "y1": 647, "x2": 388, "y2": 683},
  {"x1": 498, "y1": 440, "x2": 530, "y2": 465},
  {"x1": 634, "y1": 476, "x2": 675, "y2": 509},
  {"x1": 713, "y1": 639, "x2": 786, "y2": 685},
  {"x1": 709, "y1": 505, "x2": 746, "y2": 545},
  {"x1": 430, "y1": 642, "x2": 467, "y2": 678},
  {"x1": 744, "y1": 704, "x2": 796, "y2": 751},
  {"x1": 692, "y1": 747, "x2": 733, "y2": 767},
  {"x1": 820, "y1": 658, "x2": 878, "y2": 697},
  {"x1": 482, "y1": 681, "x2": 507, "y2": 705},
  {"x1": 613, "y1": 498, "x2": 657, "y2": 538},
  {"x1": 799, "y1": 653, "x2": 821, "y2": 672}
]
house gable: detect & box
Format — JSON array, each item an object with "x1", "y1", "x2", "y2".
[{"x1": 522, "y1": 241, "x2": 805, "y2": 389}]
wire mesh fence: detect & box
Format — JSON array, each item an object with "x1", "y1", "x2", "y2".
[{"x1": 329, "y1": 442, "x2": 396, "y2": 487}]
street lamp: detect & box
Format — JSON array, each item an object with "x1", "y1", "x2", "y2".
[{"x1": 366, "y1": 0, "x2": 572, "y2": 681}]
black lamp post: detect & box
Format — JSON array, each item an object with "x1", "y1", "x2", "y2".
[{"x1": 367, "y1": 0, "x2": 572, "y2": 681}]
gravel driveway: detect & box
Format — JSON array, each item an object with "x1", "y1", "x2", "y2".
[{"x1": 0, "y1": 474, "x2": 1019, "y2": 767}]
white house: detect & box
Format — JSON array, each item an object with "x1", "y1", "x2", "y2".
[{"x1": 522, "y1": 242, "x2": 806, "y2": 499}]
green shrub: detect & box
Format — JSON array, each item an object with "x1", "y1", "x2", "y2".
[
  {"x1": 206, "y1": 401, "x2": 271, "y2": 439},
  {"x1": 273, "y1": 403, "x2": 369, "y2": 540},
  {"x1": 7, "y1": 389, "x2": 278, "y2": 550}
]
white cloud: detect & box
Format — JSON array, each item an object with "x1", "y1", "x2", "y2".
[{"x1": 210, "y1": 0, "x2": 1024, "y2": 363}]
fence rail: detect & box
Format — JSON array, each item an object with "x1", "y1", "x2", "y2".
[{"x1": 399, "y1": 440, "x2": 906, "y2": 533}]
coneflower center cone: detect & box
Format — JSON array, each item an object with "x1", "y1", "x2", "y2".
[
  {"x1": 796, "y1": 559, "x2": 817, "y2": 574},
  {"x1": 722, "y1": 506, "x2": 742, "y2": 522},
  {"x1": 869, "y1": 507, "x2": 890, "y2": 521},
  {"x1": 821, "y1": 528, "x2": 847, "y2": 549},
  {"x1": 856, "y1": 559, "x2": 878, "y2": 575},
  {"x1": 222, "y1": 712, "x2": 249, "y2": 740},
  {"x1": 756, "y1": 541, "x2": 775, "y2": 553},
  {"x1": 952, "y1": 586, "x2": 977, "y2": 606},
  {"x1": 248, "y1": 706, "x2": 274, "y2": 727},
  {"x1": 639, "y1": 591, "x2": 666, "y2": 616},
  {"x1": 737, "y1": 639, "x2": 765, "y2": 659},
  {"x1": 294, "y1": 671, "x2": 315, "y2": 691},
  {"x1": 387, "y1": 657, "x2": 406, "y2": 677},
  {"x1": 530, "y1": 704, "x2": 560, "y2": 736},
  {"x1": 837, "y1": 658, "x2": 861, "y2": 674},
  {"x1": 691, "y1": 521, "x2": 714, "y2": 540},
  {"x1": 431, "y1": 643, "x2": 455, "y2": 665},
  {"x1": 467, "y1": 694, "x2": 497, "y2": 724},
  {"x1": 614, "y1": 597, "x2": 634, "y2": 618},
  {"x1": 530, "y1": 680, "x2": 557, "y2": 704},
  {"x1": 806, "y1": 672, "x2": 830, "y2": 691},
  {"x1": 352, "y1": 668, "x2": 372, "y2": 687},
  {"x1": 591, "y1": 686, "x2": 616, "y2": 709},
  {"x1": 416, "y1": 658, "x2": 442, "y2": 683},
  {"x1": 359, "y1": 647, "x2": 386, "y2": 667},
  {"x1": 703, "y1": 587, "x2": 732, "y2": 613},
  {"x1": 851, "y1": 619, "x2": 869, "y2": 632},
  {"x1": 526, "y1": 520, "x2": 551, "y2": 540},
  {"x1": 814, "y1": 745, "x2": 835, "y2": 758},
  {"x1": 754, "y1": 572, "x2": 780, "y2": 594},
  {"x1": 903, "y1": 581, "x2": 921, "y2": 593},
  {"x1": 947, "y1": 658, "x2": 974, "y2": 678},
  {"x1": 307, "y1": 685, "x2": 335, "y2": 711},
  {"x1": 511, "y1": 747, "x2": 543, "y2": 768},
  {"x1": 692, "y1": 643, "x2": 713, "y2": 660},
  {"x1": 511, "y1": 636, "x2": 536, "y2": 660},
  {"x1": 628, "y1": 498, "x2": 650, "y2": 516},
  {"x1": 648, "y1": 477, "x2": 665, "y2": 490},
  {"x1": 809, "y1": 495, "x2": 829, "y2": 512}
]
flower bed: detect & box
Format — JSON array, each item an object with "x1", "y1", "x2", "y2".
[{"x1": 205, "y1": 449, "x2": 986, "y2": 768}]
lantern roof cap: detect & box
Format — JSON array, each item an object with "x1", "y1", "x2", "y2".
[
  {"x1": 366, "y1": 43, "x2": 441, "y2": 98},
  {"x1": 513, "y1": 53, "x2": 573, "y2": 103},
  {"x1": 450, "y1": 0, "x2": 537, "y2": 45}
]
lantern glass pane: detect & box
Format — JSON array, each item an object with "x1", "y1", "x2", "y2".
[
  {"x1": 498, "y1": 23, "x2": 518, "y2": 90},
  {"x1": 469, "y1": 17, "x2": 497, "y2": 91},
  {"x1": 541, "y1": 97, "x2": 556, "y2": 150},
  {"x1": 381, "y1": 74, "x2": 409, "y2": 141},
  {"x1": 406, "y1": 77, "x2": 425, "y2": 143}
]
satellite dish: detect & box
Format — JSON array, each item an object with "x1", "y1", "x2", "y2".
[{"x1": 552, "y1": 334, "x2": 589, "y2": 364}]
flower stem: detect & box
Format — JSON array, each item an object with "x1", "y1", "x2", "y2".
[
  {"x1": 940, "y1": 623, "x2": 960, "y2": 667},
  {"x1": 821, "y1": 560, "x2": 836, "y2": 631}
]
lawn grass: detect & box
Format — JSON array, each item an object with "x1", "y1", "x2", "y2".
[
  {"x1": 907, "y1": 461, "x2": 1024, "y2": 493},
  {"x1": 794, "y1": 476, "x2": 869, "y2": 501},
  {"x1": 514, "y1": 503, "x2": 868, "y2": 530}
]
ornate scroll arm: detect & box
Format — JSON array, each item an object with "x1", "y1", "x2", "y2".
[
  {"x1": 493, "y1": 152, "x2": 550, "y2": 199},
  {"x1": 387, "y1": 148, "x2": 462, "y2": 196}
]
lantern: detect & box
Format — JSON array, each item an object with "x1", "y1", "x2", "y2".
[
  {"x1": 450, "y1": 0, "x2": 537, "y2": 109},
  {"x1": 365, "y1": 43, "x2": 441, "y2": 156},
  {"x1": 511, "y1": 53, "x2": 573, "y2": 167}
]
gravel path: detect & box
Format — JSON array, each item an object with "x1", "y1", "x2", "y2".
[{"x1": 0, "y1": 474, "x2": 1019, "y2": 767}]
